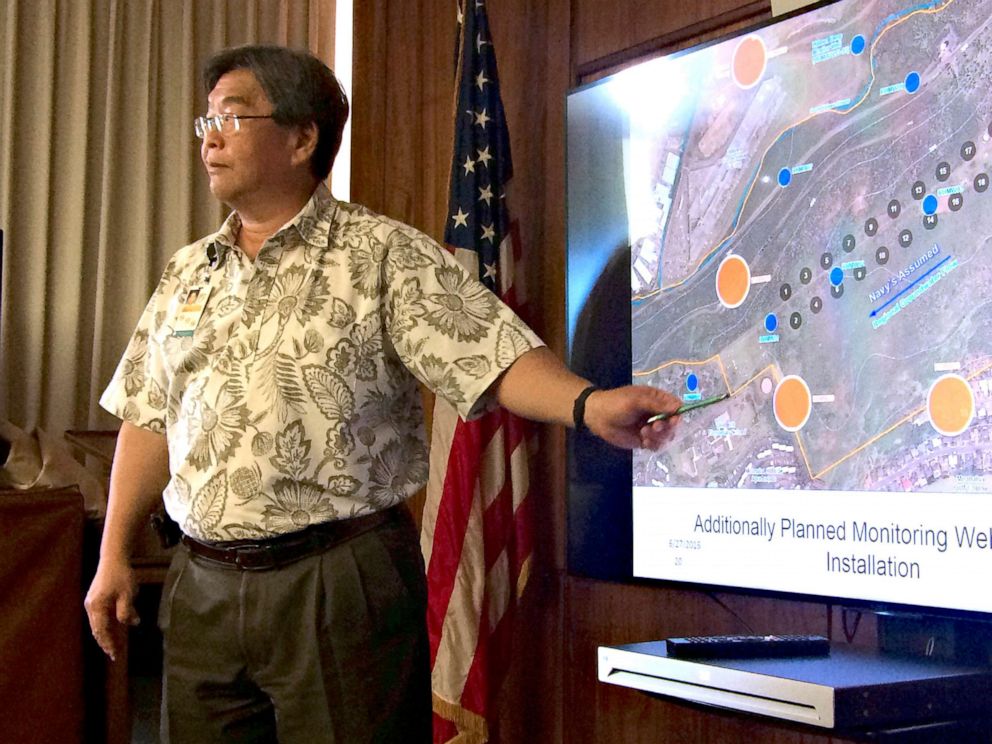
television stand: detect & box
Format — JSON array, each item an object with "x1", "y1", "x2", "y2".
[{"x1": 598, "y1": 642, "x2": 992, "y2": 734}]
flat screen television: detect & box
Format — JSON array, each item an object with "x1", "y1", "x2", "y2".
[{"x1": 566, "y1": 0, "x2": 992, "y2": 619}]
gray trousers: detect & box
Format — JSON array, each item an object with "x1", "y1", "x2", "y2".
[{"x1": 157, "y1": 508, "x2": 431, "y2": 743}]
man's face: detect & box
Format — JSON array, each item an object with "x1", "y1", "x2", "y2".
[{"x1": 201, "y1": 69, "x2": 303, "y2": 208}]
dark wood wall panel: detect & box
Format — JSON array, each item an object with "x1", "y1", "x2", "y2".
[
  {"x1": 486, "y1": 1, "x2": 572, "y2": 739},
  {"x1": 351, "y1": 1, "x2": 881, "y2": 742},
  {"x1": 352, "y1": 0, "x2": 454, "y2": 235}
]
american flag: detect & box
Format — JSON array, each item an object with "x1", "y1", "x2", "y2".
[{"x1": 420, "y1": 2, "x2": 534, "y2": 742}]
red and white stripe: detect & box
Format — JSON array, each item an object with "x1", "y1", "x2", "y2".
[{"x1": 422, "y1": 222, "x2": 534, "y2": 742}]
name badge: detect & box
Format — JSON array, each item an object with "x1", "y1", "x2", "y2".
[{"x1": 173, "y1": 286, "x2": 210, "y2": 337}]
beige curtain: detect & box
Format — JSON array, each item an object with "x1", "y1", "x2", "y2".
[{"x1": 0, "y1": 0, "x2": 335, "y2": 436}]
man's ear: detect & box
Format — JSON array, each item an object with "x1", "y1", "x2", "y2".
[{"x1": 291, "y1": 122, "x2": 319, "y2": 168}]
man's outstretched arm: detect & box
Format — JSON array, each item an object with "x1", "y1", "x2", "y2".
[{"x1": 492, "y1": 347, "x2": 681, "y2": 449}]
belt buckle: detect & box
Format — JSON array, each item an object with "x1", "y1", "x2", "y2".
[{"x1": 233, "y1": 542, "x2": 278, "y2": 570}]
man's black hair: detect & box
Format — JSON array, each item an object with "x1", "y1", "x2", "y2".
[{"x1": 203, "y1": 45, "x2": 349, "y2": 182}]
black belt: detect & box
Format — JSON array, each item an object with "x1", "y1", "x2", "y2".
[{"x1": 181, "y1": 505, "x2": 401, "y2": 571}]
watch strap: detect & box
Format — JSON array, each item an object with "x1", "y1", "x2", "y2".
[{"x1": 572, "y1": 385, "x2": 600, "y2": 434}]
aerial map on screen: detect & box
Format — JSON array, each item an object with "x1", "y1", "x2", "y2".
[
  {"x1": 631, "y1": 0, "x2": 992, "y2": 496},
  {"x1": 608, "y1": 0, "x2": 992, "y2": 610}
]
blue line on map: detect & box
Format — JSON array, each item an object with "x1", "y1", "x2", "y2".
[
  {"x1": 874, "y1": 2, "x2": 943, "y2": 43},
  {"x1": 723, "y1": 0, "x2": 949, "y2": 233},
  {"x1": 654, "y1": 0, "x2": 950, "y2": 298},
  {"x1": 869, "y1": 255, "x2": 951, "y2": 317}
]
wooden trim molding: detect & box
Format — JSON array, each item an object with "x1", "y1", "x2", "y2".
[{"x1": 575, "y1": 0, "x2": 770, "y2": 84}]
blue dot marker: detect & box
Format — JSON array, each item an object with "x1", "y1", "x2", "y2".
[
  {"x1": 905, "y1": 71, "x2": 921, "y2": 94},
  {"x1": 778, "y1": 168, "x2": 792, "y2": 187},
  {"x1": 922, "y1": 194, "x2": 938, "y2": 215},
  {"x1": 851, "y1": 35, "x2": 866, "y2": 55},
  {"x1": 764, "y1": 313, "x2": 778, "y2": 333},
  {"x1": 686, "y1": 374, "x2": 699, "y2": 392},
  {"x1": 829, "y1": 267, "x2": 844, "y2": 287}
]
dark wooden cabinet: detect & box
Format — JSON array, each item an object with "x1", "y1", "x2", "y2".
[{"x1": 0, "y1": 487, "x2": 86, "y2": 744}]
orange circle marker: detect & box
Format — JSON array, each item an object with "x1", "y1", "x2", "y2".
[
  {"x1": 927, "y1": 374, "x2": 974, "y2": 436},
  {"x1": 774, "y1": 375, "x2": 812, "y2": 432},
  {"x1": 732, "y1": 35, "x2": 767, "y2": 90},
  {"x1": 716, "y1": 254, "x2": 751, "y2": 308}
]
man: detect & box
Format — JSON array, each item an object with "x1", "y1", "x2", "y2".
[{"x1": 85, "y1": 45, "x2": 680, "y2": 743}]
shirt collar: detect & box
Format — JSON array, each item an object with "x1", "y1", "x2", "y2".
[
  {"x1": 202, "y1": 211, "x2": 240, "y2": 267},
  {"x1": 202, "y1": 185, "x2": 336, "y2": 264},
  {"x1": 287, "y1": 183, "x2": 336, "y2": 248}
]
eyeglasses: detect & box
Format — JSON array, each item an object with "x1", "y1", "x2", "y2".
[{"x1": 194, "y1": 113, "x2": 275, "y2": 139}]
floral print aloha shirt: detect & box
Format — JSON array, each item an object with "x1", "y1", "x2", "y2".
[{"x1": 101, "y1": 187, "x2": 543, "y2": 541}]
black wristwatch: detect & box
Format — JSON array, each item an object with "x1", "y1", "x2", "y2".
[{"x1": 572, "y1": 385, "x2": 600, "y2": 434}]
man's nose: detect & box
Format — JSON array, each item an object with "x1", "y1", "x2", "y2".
[
  {"x1": 202, "y1": 126, "x2": 225, "y2": 149},
  {"x1": 201, "y1": 129, "x2": 224, "y2": 161}
]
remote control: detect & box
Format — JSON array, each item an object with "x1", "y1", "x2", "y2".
[{"x1": 665, "y1": 634, "x2": 830, "y2": 659}]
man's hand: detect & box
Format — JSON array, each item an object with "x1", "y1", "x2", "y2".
[
  {"x1": 84, "y1": 558, "x2": 140, "y2": 661},
  {"x1": 583, "y1": 385, "x2": 682, "y2": 450}
]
